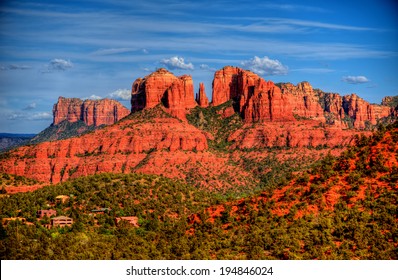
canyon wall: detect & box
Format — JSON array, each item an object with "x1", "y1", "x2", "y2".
[{"x1": 53, "y1": 97, "x2": 130, "y2": 126}]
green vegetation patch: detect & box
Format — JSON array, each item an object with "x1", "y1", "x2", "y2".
[
  {"x1": 187, "y1": 101, "x2": 244, "y2": 151},
  {"x1": 30, "y1": 120, "x2": 98, "y2": 144}
]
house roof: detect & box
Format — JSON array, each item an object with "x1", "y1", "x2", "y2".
[{"x1": 51, "y1": 216, "x2": 72, "y2": 220}]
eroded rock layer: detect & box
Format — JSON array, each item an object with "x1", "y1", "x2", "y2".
[{"x1": 53, "y1": 97, "x2": 130, "y2": 126}]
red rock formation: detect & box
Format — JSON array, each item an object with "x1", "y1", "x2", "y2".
[
  {"x1": 212, "y1": 66, "x2": 295, "y2": 122},
  {"x1": 53, "y1": 97, "x2": 83, "y2": 125},
  {"x1": 53, "y1": 97, "x2": 130, "y2": 126},
  {"x1": 228, "y1": 120, "x2": 370, "y2": 149},
  {"x1": 280, "y1": 82, "x2": 325, "y2": 122},
  {"x1": 196, "y1": 83, "x2": 209, "y2": 108},
  {"x1": 0, "y1": 115, "x2": 209, "y2": 184},
  {"x1": 212, "y1": 66, "x2": 394, "y2": 127},
  {"x1": 342, "y1": 94, "x2": 391, "y2": 129},
  {"x1": 382, "y1": 96, "x2": 398, "y2": 116},
  {"x1": 239, "y1": 80, "x2": 295, "y2": 122},
  {"x1": 131, "y1": 68, "x2": 196, "y2": 120},
  {"x1": 212, "y1": 66, "x2": 242, "y2": 106}
]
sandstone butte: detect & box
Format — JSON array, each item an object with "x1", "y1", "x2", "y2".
[
  {"x1": 211, "y1": 66, "x2": 393, "y2": 129},
  {"x1": 131, "y1": 68, "x2": 197, "y2": 120},
  {"x1": 53, "y1": 97, "x2": 130, "y2": 126}
]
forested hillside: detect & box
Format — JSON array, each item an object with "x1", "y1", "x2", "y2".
[{"x1": 1, "y1": 123, "x2": 396, "y2": 259}]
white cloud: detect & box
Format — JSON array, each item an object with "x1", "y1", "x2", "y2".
[
  {"x1": 7, "y1": 112, "x2": 25, "y2": 120},
  {"x1": 241, "y1": 56, "x2": 288, "y2": 75},
  {"x1": 7, "y1": 111, "x2": 52, "y2": 120},
  {"x1": 108, "y1": 89, "x2": 131, "y2": 101},
  {"x1": 31, "y1": 112, "x2": 52, "y2": 120},
  {"x1": 46, "y1": 59, "x2": 73, "y2": 72},
  {"x1": 199, "y1": 64, "x2": 216, "y2": 72},
  {"x1": 161, "y1": 56, "x2": 194, "y2": 70},
  {"x1": 342, "y1": 75, "x2": 369, "y2": 84},
  {"x1": 86, "y1": 94, "x2": 102, "y2": 100},
  {"x1": 23, "y1": 102, "x2": 36, "y2": 110}
]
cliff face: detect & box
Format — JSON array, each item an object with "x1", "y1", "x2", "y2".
[
  {"x1": 340, "y1": 94, "x2": 391, "y2": 129},
  {"x1": 212, "y1": 66, "x2": 295, "y2": 122},
  {"x1": 212, "y1": 66, "x2": 242, "y2": 106},
  {"x1": 280, "y1": 82, "x2": 325, "y2": 122},
  {"x1": 317, "y1": 93, "x2": 392, "y2": 129},
  {"x1": 211, "y1": 67, "x2": 328, "y2": 123},
  {"x1": 53, "y1": 97, "x2": 83, "y2": 125},
  {"x1": 211, "y1": 66, "x2": 394, "y2": 128},
  {"x1": 131, "y1": 68, "x2": 197, "y2": 120},
  {"x1": 53, "y1": 97, "x2": 130, "y2": 126}
]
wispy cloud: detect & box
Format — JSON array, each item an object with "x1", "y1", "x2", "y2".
[
  {"x1": 161, "y1": 56, "x2": 194, "y2": 70},
  {"x1": 23, "y1": 102, "x2": 36, "y2": 110},
  {"x1": 342, "y1": 75, "x2": 370, "y2": 84},
  {"x1": 43, "y1": 59, "x2": 73, "y2": 72},
  {"x1": 241, "y1": 56, "x2": 288, "y2": 75},
  {"x1": 7, "y1": 111, "x2": 52, "y2": 120},
  {"x1": 91, "y1": 48, "x2": 137, "y2": 56},
  {"x1": 263, "y1": 17, "x2": 380, "y2": 31},
  {"x1": 199, "y1": 64, "x2": 217, "y2": 72},
  {"x1": 258, "y1": 3, "x2": 329, "y2": 13},
  {"x1": 291, "y1": 68, "x2": 335, "y2": 73},
  {"x1": 0, "y1": 64, "x2": 31, "y2": 70},
  {"x1": 31, "y1": 112, "x2": 52, "y2": 120},
  {"x1": 2, "y1": 5, "x2": 391, "y2": 64},
  {"x1": 108, "y1": 89, "x2": 130, "y2": 101},
  {"x1": 84, "y1": 94, "x2": 102, "y2": 100}
]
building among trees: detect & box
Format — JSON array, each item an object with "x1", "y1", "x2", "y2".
[{"x1": 51, "y1": 216, "x2": 73, "y2": 227}]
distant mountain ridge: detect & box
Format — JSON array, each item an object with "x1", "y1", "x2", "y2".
[
  {"x1": 0, "y1": 133, "x2": 36, "y2": 152},
  {"x1": 0, "y1": 133, "x2": 36, "y2": 138}
]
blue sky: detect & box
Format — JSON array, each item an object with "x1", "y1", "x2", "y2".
[{"x1": 0, "y1": 0, "x2": 397, "y2": 133}]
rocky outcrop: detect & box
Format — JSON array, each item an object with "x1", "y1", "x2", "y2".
[
  {"x1": 196, "y1": 83, "x2": 209, "y2": 108},
  {"x1": 211, "y1": 66, "x2": 395, "y2": 128},
  {"x1": 228, "y1": 120, "x2": 369, "y2": 149},
  {"x1": 131, "y1": 68, "x2": 197, "y2": 120},
  {"x1": 280, "y1": 82, "x2": 325, "y2": 122},
  {"x1": 0, "y1": 115, "x2": 209, "y2": 184},
  {"x1": 53, "y1": 97, "x2": 83, "y2": 125},
  {"x1": 341, "y1": 94, "x2": 392, "y2": 129},
  {"x1": 381, "y1": 96, "x2": 398, "y2": 107},
  {"x1": 317, "y1": 93, "x2": 392, "y2": 129},
  {"x1": 53, "y1": 97, "x2": 130, "y2": 126},
  {"x1": 212, "y1": 66, "x2": 242, "y2": 106},
  {"x1": 212, "y1": 66, "x2": 295, "y2": 122},
  {"x1": 382, "y1": 96, "x2": 398, "y2": 116}
]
